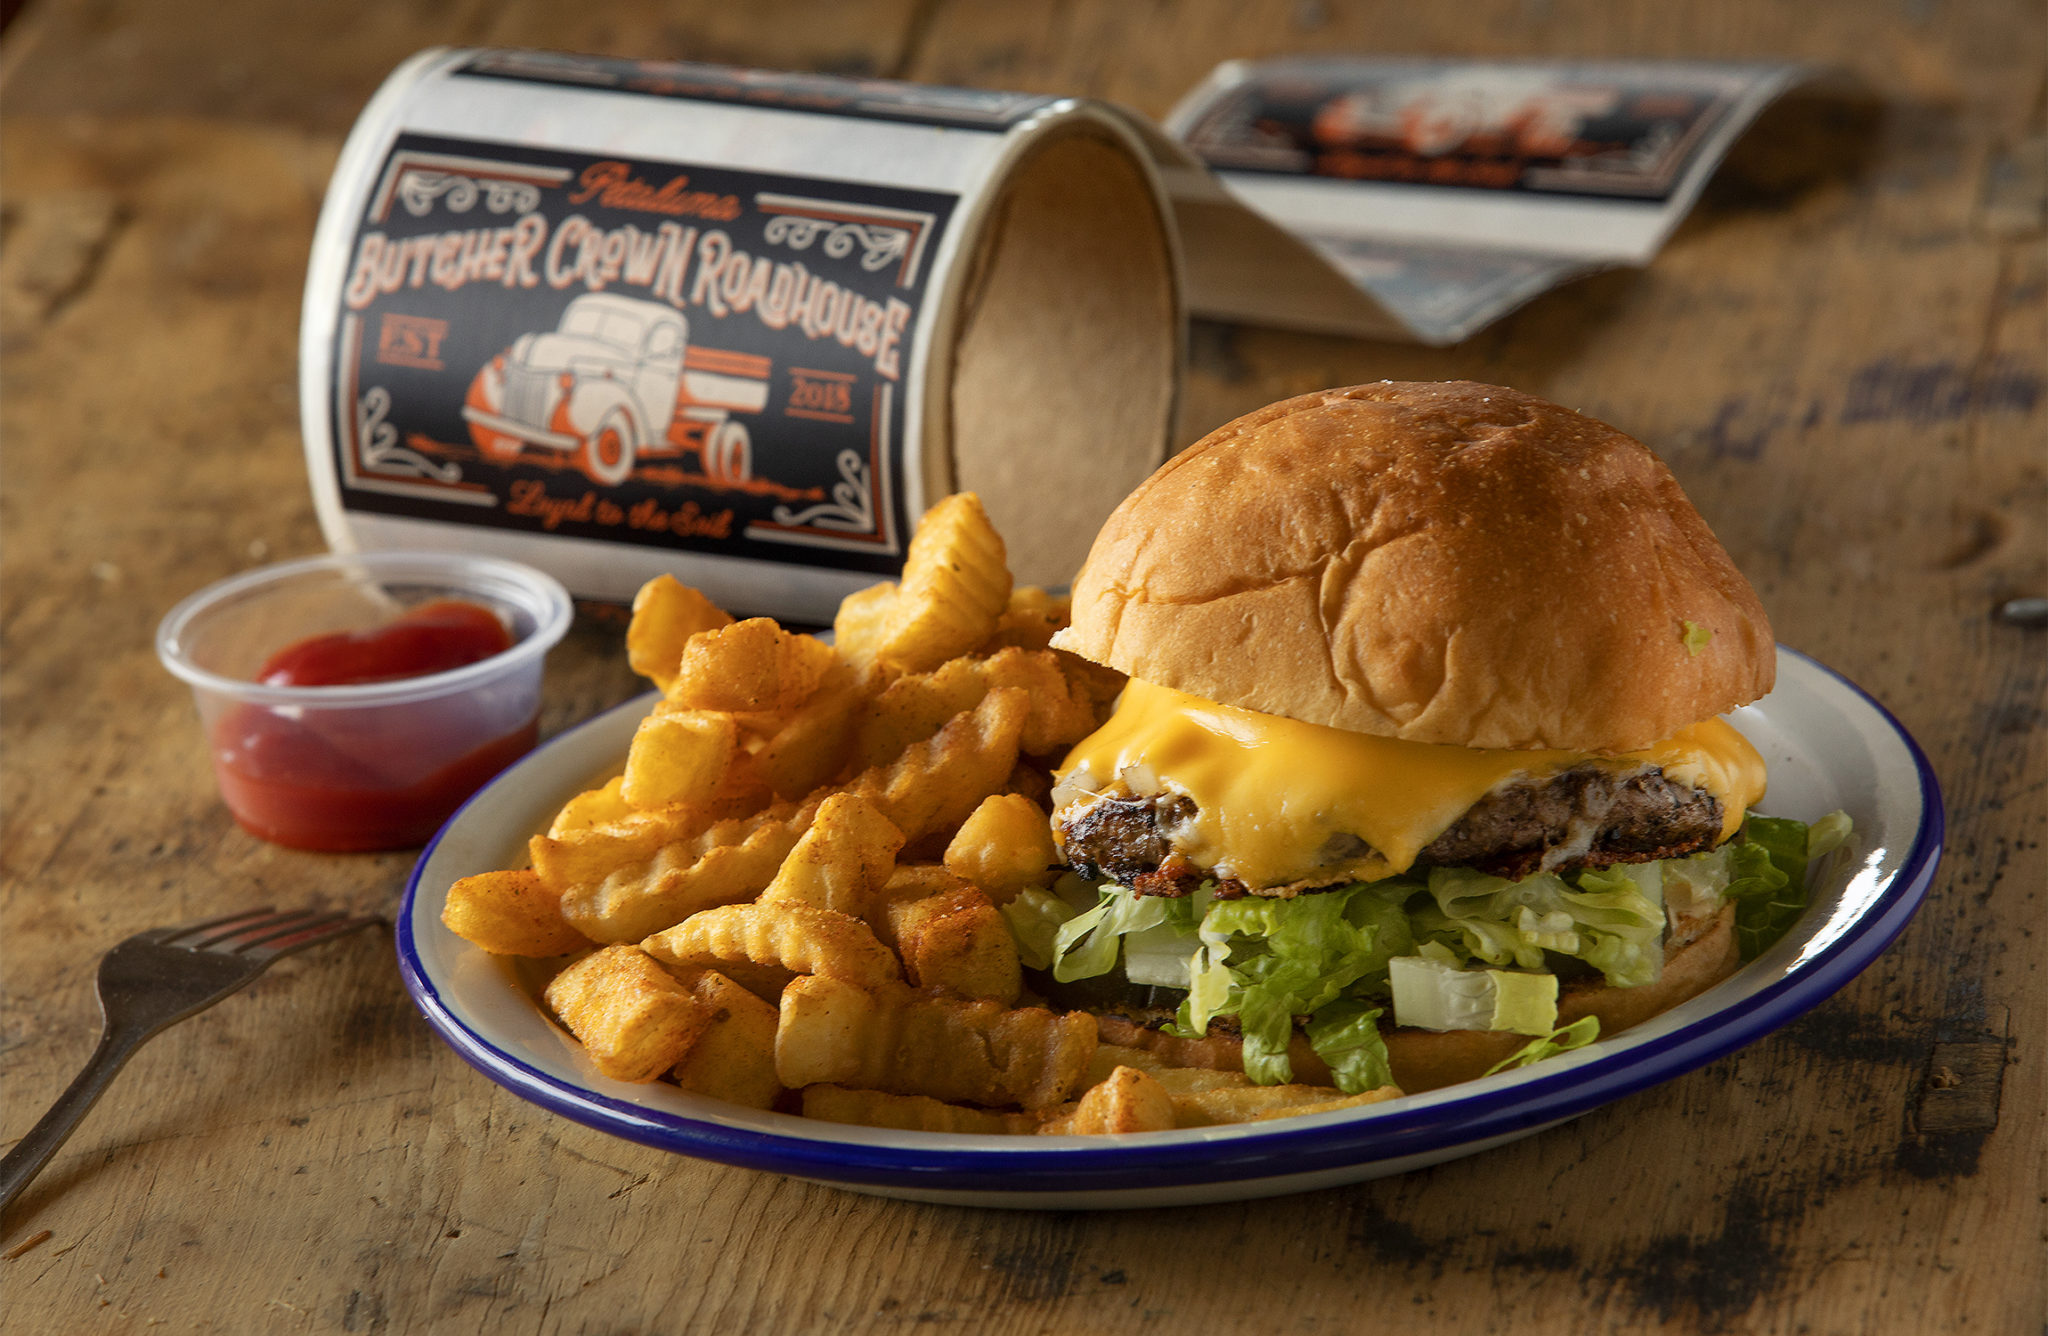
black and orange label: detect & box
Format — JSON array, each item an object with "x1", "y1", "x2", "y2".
[
  {"x1": 327, "y1": 132, "x2": 957, "y2": 575},
  {"x1": 1177, "y1": 61, "x2": 1745, "y2": 201}
]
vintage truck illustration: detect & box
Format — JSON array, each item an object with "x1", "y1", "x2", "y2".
[{"x1": 461, "y1": 293, "x2": 769, "y2": 487}]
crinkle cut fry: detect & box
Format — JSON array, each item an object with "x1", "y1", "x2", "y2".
[
  {"x1": 870, "y1": 868, "x2": 1021, "y2": 1003},
  {"x1": 776, "y1": 975, "x2": 1095, "y2": 1111},
  {"x1": 553, "y1": 689, "x2": 1030, "y2": 943},
  {"x1": 669, "y1": 968, "x2": 784, "y2": 1110},
  {"x1": 641, "y1": 902, "x2": 901, "y2": 998},
  {"x1": 873, "y1": 493, "x2": 1012, "y2": 675},
  {"x1": 801, "y1": 1085, "x2": 1041, "y2": 1135},
  {"x1": 554, "y1": 802, "x2": 811, "y2": 944},
  {"x1": 442, "y1": 868, "x2": 591, "y2": 958},
  {"x1": 852, "y1": 647, "x2": 1098, "y2": 770},
  {"x1": 759, "y1": 792, "x2": 903, "y2": 917},
  {"x1": 626, "y1": 574, "x2": 733, "y2": 692},
  {"x1": 840, "y1": 687, "x2": 1031, "y2": 844}
]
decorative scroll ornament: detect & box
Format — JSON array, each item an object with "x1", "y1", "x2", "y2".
[
  {"x1": 763, "y1": 216, "x2": 912, "y2": 272},
  {"x1": 357, "y1": 387, "x2": 460, "y2": 482},
  {"x1": 770, "y1": 449, "x2": 874, "y2": 532},
  {"x1": 396, "y1": 171, "x2": 541, "y2": 217}
]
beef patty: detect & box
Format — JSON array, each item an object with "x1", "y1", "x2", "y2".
[{"x1": 1058, "y1": 764, "x2": 1723, "y2": 893}]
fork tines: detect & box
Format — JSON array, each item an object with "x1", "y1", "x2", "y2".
[{"x1": 161, "y1": 907, "x2": 378, "y2": 959}]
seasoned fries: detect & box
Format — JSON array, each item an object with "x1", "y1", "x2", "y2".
[
  {"x1": 850, "y1": 647, "x2": 1097, "y2": 771},
  {"x1": 621, "y1": 710, "x2": 738, "y2": 810},
  {"x1": 671, "y1": 618, "x2": 836, "y2": 712},
  {"x1": 801, "y1": 1085, "x2": 1041, "y2": 1135},
  {"x1": 549, "y1": 804, "x2": 807, "y2": 944},
  {"x1": 777, "y1": 976, "x2": 1094, "y2": 1110},
  {"x1": 1170, "y1": 1083, "x2": 1402, "y2": 1127},
  {"x1": 759, "y1": 793, "x2": 903, "y2": 915},
  {"x1": 442, "y1": 492, "x2": 1407, "y2": 1137},
  {"x1": 841, "y1": 687, "x2": 1030, "y2": 845},
  {"x1": 871, "y1": 867, "x2": 1021, "y2": 1002},
  {"x1": 1038, "y1": 1066, "x2": 1177, "y2": 1135},
  {"x1": 870, "y1": 492, "x2": 1011, "y2": 675},
  {"x1": 544, "y1": 945, "x2": 712, "y2": 1083},
  {"x1": 641, "y1": 902, "x2": 901, "y2": 999},
  {"x1": 944, "y1": 794, "x2": 1060, "y2": 905},
  {"x1": 627, "y1": 574, "x2": 732, "y2": 692},
  {"x1": 442, "y1": 869, "x2": 590, "y2": 958},
  {"x1": 548, "y1": 777, "x2": 633, "y2": 837},
  {"x1": 669, "y1": 969, "x2": 783, "y2": 1110}
]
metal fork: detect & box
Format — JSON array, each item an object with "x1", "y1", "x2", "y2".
[{"x1": 0, "y1": 907, "x2": 378, "y2": 1217}]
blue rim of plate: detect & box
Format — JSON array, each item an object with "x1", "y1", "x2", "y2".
[{"x1": 395, "y1": 647, "x2": 1943, "y2": 1194}]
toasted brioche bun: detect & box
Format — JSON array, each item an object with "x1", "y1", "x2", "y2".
[
  {"x1": 1053, "y1": 382, "x2": 1774, "y2": 752},
  {"x1": 1093, "y1": 905, "x2": 1740, "y2": 1095}
]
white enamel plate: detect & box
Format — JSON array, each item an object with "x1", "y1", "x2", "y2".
[{"x1": 398, "y1": 648, "x2": 1942, "y2": 1209}]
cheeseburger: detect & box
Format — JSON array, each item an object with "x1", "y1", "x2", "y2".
[{"x1": 1035, "y1": 382, "x2": 1839, "y2": 1094}]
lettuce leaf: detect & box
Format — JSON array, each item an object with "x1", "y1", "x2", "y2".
[
  {"x1": 1387, "y1": 954, "x2": 1558, "y2": 1035},
  {"x1": 1304, "y1": 1000, "x2": 1395, "y2": 1094},
  {"x1": 1051, "y1": 888, "x2": 1176, "y2": 982},
  {"x1": 999, "y1": 886, "x2": 1078, "y2": 972},
  {"x1": 1808, "y1": 810, "x2": 1853, "y2": 859},
  {"x1": 1414, "y1": 865, "x2": 1666, "y2": 988},
  {"x1": 1727, "y1": 819, "x2": 1800, "y2": 961},
  {"x1": 1169, "y1": 881, "x2": 1414, "y2": 1084},
  {"x1": 1482, "y1": 1016, "x2": 1602, "y2": 1076}
]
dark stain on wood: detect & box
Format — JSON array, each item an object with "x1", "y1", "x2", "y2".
[
  {"x1": 1608, "y1": 1183, "x2": 1789, "y2": 1332},
  {"x1": 1775, "y1": 1002, "x2": 1926, "y2": 1067},
  {"x1": 1345, "y1": 1202, "x2": 1438, "y2": 1272},
  {"x1": 1493, "y1": 1243, "x2": 1581, "y2": 1273},
  {"x1": 1840, "y1": 354, "x2": 2044, "y2": 425},
  {"x1": 984, "y1": 1242, "x2": 1078, "y2": 1302}
]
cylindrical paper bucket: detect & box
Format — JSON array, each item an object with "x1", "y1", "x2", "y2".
[{"x1": 301, "y1": 49, "x2": 1182, "y2": 622}]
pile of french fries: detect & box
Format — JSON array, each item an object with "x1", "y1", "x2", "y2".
[{"x1": 442, "y1": 494, "x2": 1403, "y2": 1135}]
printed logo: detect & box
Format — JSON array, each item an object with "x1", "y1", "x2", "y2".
[
  {"x1": 329, "y1": 135, "x2": 957, "y2": 573},
  {"x1": 376, "y1": 314, "x2": 449, "y2": 370}
]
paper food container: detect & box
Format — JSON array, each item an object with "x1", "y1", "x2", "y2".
[{"x1": 302, "y1": 49, "x2": 1182, "y2": 622}]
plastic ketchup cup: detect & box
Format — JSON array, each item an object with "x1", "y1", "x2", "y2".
[{"x1": 157, "y1": 552, "x2": 572, "y2": 851}]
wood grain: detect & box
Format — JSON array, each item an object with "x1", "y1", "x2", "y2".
[{"x1": 2, "y1": 1, "x2": 2041, "y2": 1332}]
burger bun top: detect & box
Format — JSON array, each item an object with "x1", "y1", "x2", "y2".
[{"x1": 1053, "y1": 381, "x2": 1775, "y2": 752}]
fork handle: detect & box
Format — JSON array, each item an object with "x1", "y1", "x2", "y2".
[{"x1": 0, "y1": 1023, "x2": 151, "y2": 1219}]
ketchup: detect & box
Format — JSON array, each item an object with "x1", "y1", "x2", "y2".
[
  {"x1": 213, "y1": 600, "x2": 537, "y2": 851},
  {"x1": 257, "y1": 599, "x2": 512, "y2": 686}
]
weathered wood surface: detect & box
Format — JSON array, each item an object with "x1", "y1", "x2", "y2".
[{"x1": 1, "y1": 1, "x2": 2040, "y2": 1332}]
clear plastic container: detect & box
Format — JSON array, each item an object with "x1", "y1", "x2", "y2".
[{"x1": 157, "y1": 551, "x2": 572, "y2": 851}]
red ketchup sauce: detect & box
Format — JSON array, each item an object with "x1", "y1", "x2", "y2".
[{"x1": 213, "y1": 600, "x2": 536, "y2": 851}]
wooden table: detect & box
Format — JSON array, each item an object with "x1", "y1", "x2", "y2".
[{"x1": 3, "y1": 2, "x2": 2040, "y2": 1331}]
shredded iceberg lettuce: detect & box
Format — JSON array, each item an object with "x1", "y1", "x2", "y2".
[
  {"x1": 1121, "y1": 919, "x2": 1203, "y2": 986},
  {"x1": 1032, "y1": 809, "x2": 1848, "y2": 1091},
  {"x1": 1412, "y1": 864, "x2": 1666, "y2": 988},
  {"x1": 1165, "y1": 883, "x2": 1416, "y2": 1087}
]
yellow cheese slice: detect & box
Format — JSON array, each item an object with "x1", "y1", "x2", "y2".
[{"x1": 1055, "y1": 679, "x2": 1766, "y2": 888}]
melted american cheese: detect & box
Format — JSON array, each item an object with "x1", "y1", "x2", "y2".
[{"x1": 1054, "y1": 679, "x2": 1767, "y2": 889}]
